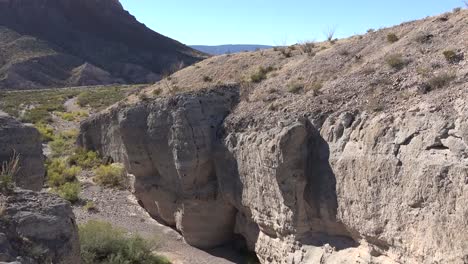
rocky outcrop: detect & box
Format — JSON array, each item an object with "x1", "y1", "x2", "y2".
[
  {"x1": 79, "y1": 85, "x2": 468, "y2": 263},
  {"x1": 0, "y1": 112, "x2": 44, "y2": 191},
  {"x1": 0, "y1": 189, "x2": 80, "y2": 264},
  {"x1": 78, "y1": 10, "x2": 468, "y2": 264}
]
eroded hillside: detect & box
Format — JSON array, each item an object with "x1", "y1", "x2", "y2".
[
  {"x1": 79, "y1": 10, "x2": 468, "y2": 264},
  {"x1": 0, "y1": 0, "x2": 206, "y2": 89}
]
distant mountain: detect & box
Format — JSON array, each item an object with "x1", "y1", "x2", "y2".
[
  {"x1": 0, "y1": 0, "x2": 206, "y2": 90},
  {"x1": 190, "y1": 45, "x2": 274, "y2": 55}
]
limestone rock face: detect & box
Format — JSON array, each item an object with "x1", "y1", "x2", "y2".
[
  {"x1": 79, "y1": 88, "x2": 468, "y2": 263},
  {"x1": 0, "y1": 112, "x2": 44, "y2": 191},
  {"x1": 0, "y1": 189, "x2": 80, "y2": 264}
]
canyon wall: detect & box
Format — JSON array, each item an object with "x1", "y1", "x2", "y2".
[{"x1": 78, "y1": 86, "x2": 467, "y2": 263}]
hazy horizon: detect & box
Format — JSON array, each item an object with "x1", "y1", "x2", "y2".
[{"x1": 119, "y1": 0, "x2": 463, "y2": 46}]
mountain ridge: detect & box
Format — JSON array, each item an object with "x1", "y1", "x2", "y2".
[{"x1": 0, "y1": 0, "x2": 206, "y2": 89}]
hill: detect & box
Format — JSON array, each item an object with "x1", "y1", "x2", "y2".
[
  {"x1": 79, "y1": 9, "x2": 467, "y2": 264},
  {"x1": 190, "y1": 44, "x2": 274, "y2": 55},
  {"x1": 0, "y1": 0, "x2": 206, "y2": 90}
]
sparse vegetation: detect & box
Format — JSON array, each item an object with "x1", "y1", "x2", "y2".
[
  {"x1": 56, "y1": 111, "x2": 89, "y2": 122},
  {"x1": 47, "y1": 158, "x2": 81, "y2": 187},
  {"x1": 287, "y1": 82, "x2": 304, "y2": 94},
  {"x1": 385, "y1": 53, "x2": 407, "y2": 70},
  {"x1": 35, "y1": 122, "x2": 55, "y2": 142},
  {"x1": 324, "y1": 26, "x2": 336, "y2": 42},
  {"x1": 387, "y1": 33, "x2": 399, "y2": 43},
  {"x1": 0, "y1": 152, "x2": 20, "y2": 194},
  {"x1": 279, "y1": 47, "x2": 292, "y2": 58},
  {"x1": 442, "y1": 50, "x2": 462, "y2": 63},
  {"x1": 93, "y1": 164, "x2": 127, "y2": 188},
  {"x1": 298, "y1": 42, "x2": 316, "y2": 56},
  {"x1": 84, "y1": 201, "x2": 97, "y2": 212},
  {"x1": 250, "y1": 66, "x2": 275, "y2": 83},
  {"x1": 56, "y1": 182, "x2": 80, "y2": 203},
  {"x1": 426, "y1": 72, "x2": 456, "y2": 90},
  {"x1": 306, "y1": 82, "x2": 323, "y2": 95},
  {"x1": 79, "y1": 220, "x2": 170, "y2": 264},
  {"x1": 68, "y1": 148, "x2": 102, "y2": 169},
  {"x1": 76, "y1": 86, "x2": 137, "y2": 110},
  {"x1": 202, "y1": 75, "x2": 213, "y2": 82}
]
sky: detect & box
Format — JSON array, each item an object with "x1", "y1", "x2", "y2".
[{"x1": 119, "y1": 0, "x2": 464, "y2": 46}]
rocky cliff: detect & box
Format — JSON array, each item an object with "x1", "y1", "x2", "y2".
[
  {"x1": 78, "y1": 10, "x2": 468, "y2": 264},
  {"x1": 0, "y1": 0, "x2": 205, "y2": 89},
  {"x1": 0, "y1": 112, "x2": 44, "y2": 191},
  {"x1": 0, "y1": 189, "x2": 80, "y2": 264}
]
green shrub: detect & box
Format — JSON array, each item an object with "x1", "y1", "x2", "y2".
[
  {"x1": 79, "y1": 221, "x2": 169, "y2": 264},
  {"x1": 152, "y1": 89, "x2": 162, "y2": 96},
  {"x1": 69, "y1": 148, "x2": 101, "y2": 169},
  {"x1": 250, "y1": 66, "x2": 275, "y2": 83},
  {"x1": 47, "y1": 158, "x2": 81, "y2": 187},
  {"x1": 35, "y1": 122, "x2": 55, "y2": 142},
  {"x1": 385, "y1": 54, "x2": 407, "y2": 70},
  {"x1": 21, "y1": 107, "x2": 53, "y2": 124},
  {"x1": 94, "y1": 164, "x2": 127, "y2": 188},
  {"x1": 57, "y1": 182, "x2": 80, "y2": 203},
  {"x1": 387, "y1": 33, "x2": 399, "y2": 43},
  {"x1": 56, "y1": 111, "x2": 89, "y2": 122},
  {"x1": 77, "y1": 91, "x2": 91, "y2": 107}
]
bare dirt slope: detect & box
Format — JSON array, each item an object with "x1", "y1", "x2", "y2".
[{"x1": 0, "y1": 0, "x2": 206, "y2": 90}]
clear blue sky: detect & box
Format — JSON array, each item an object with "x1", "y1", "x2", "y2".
[{"x1": 119, "y1": 0, "x2": 464, "y2": 45}]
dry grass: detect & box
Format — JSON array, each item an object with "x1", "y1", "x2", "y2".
[{"x1": 0, "y1": 151, "x2": 20, "y2": 194}]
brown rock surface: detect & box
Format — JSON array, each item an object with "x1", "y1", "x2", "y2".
[{"x1": 78, "y1": 10, "x2": 468, "y2": 264}]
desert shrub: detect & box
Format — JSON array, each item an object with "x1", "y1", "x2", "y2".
[
  {"x1": 387, "y1": 33, "x2": 399, "y2": 43},
  {"x1": 427, "y1": 72, "x2": 456, "y2": 90},
  {"x1": 21, "y1": 107, "x2": 53, "y2": 124},
  {"x1": 453, "y1": 7, "x2": 461, "y2": 12},
  {"x1": 279, "y1": 47, "x2": 292, "y2": 58},
  {"x1": 299, "y1": 42, "x2": 316, "y2": 56},
  {"x1": 83, "y1": 201, "x2": 97, "y2": 212},
  {"x1": 442, "y1": 50, "x2": 462, "y2": 63},
  {"x1": 56, "y1": 111, "x2": 89, "y2": 122},
  {"x1": 77, "y1": 92, "x2": 91, "y2": 107},
  {"x1": 93, "y1": 164, "x2": 127, "y2": 188},
  {"x1": 152, "y1": 89, "x2": 162, "y2": 96},
  {"x1": 385, "y1": 54, "x2": 407, "y2": 70},
  {"x1": 250, "y1": 66, "x2": 275, "y2": 83},
  {"x1": 57, "y1": 182, "x2": 80, "y2": 203},
  {"x1": 48, "y1": 129, "x2": 78, "y2": 157},
  {"x1": 443, "y1": 50, "x2": 456, "y2": 61},
  {"x1": 287, "y1": 82, "x2": 304, "y2": 94},
  {"x1": 0, "y1": 152, "x2": 20, "y2": 194},
  {"x1": 68, "y1": 148, "x2": 101, "y2": 169},
  {"x1": 79, "y1": 220, "x2": 169, "y2": 264},
  {"x1": 47, "y1": 158, "x2": 81, "y2": 187},
  {"x1": 324, "y1": 26, "x2": 336, "y2": 42},
  {"x1": 202, "y1": 75, "x2": 213, "y2": 82},
  {"x1": 306, "y1": 82, "x2": 323, "y2": 95},
  {"x1": 35, "y1": 122, "x2": 55, "y2": 142}
]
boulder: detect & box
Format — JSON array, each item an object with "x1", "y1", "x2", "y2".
[
  {"x1": 0, "y1": 112, "x2": 44, "y2": 191},
  {"x1": 0, "y1": 189, "x2": 80, "y2": 264}
]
